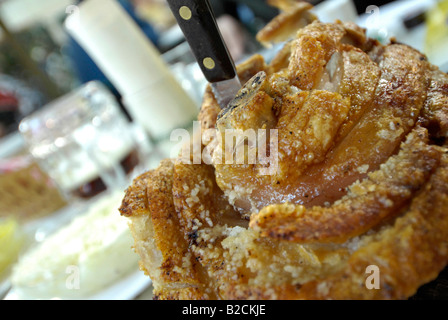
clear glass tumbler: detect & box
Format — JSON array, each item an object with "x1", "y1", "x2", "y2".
[{"x1": 19, "y1": 81, "x2": 144, "y2": 201}]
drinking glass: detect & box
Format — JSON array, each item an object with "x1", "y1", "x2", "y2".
[{"x1": 19, "y1": 81, "x2": 147, "y2": 201}]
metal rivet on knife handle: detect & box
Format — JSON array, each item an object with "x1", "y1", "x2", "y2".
[
  {"x1": 179, "y1": 6, "x2": 192, "y2": 20},
  {"x1": 166, "y1": 0, "x2": 240, "y2": 109},
  {"x1": 203, "y1": 57, "x2": 216, "y2": 70}
]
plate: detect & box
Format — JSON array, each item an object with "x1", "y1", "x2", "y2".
[
  {"x1": 4, "y1": 270, "x2": 152, "y2": 300},
  {"x1": 0, "y1": 279, "x2": 11, "y2": 299}
]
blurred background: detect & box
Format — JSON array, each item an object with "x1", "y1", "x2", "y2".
[{"x1": 0, "y1": 0, "x2": 447, "y2": 300}]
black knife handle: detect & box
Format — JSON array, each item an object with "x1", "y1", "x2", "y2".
[{"x1": 166, "y1": 0, "x2": 237, "y2": 83}]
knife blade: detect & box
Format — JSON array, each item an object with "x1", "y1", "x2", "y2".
[{"x1": 166, "y1": 0, "x2": 241, "y2": 109}]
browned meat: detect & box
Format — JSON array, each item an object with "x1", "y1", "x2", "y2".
[{"x1": 120, "y1": 1, "x2": 448, "y2": 300}]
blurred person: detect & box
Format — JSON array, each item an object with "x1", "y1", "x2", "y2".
[
  {"x1": 210, "y1": 0, "x2": 279, "y2": 25},
  {"x1": 208, "y1": 0, "x2": 280, "y2": 62},
  {"x1": 216, "y1": 14, "x2": 247, "y2": 62}
]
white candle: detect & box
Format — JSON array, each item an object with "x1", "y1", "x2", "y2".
[{"x1": 65, "y1": 0, "x2": 198, "y2": 139}]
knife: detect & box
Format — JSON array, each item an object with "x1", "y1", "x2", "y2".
[{"x1": 166, "y1": 0, "x2": 241, "y2": 109}]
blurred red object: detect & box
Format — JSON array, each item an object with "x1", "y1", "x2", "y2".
[
  {"x1": 0, "y1": 155, "x2": 32, "y2": 174},
  {"x1": 0, "y1": 75, "x2": 42, "y2": 138},
  {"x1": 0, "y1": 90, "x2": 19, "y2": 110}
]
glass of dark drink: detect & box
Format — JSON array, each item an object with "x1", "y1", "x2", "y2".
[{"x1": 19, "y1": 81, "x2": 148, "y2": 202}]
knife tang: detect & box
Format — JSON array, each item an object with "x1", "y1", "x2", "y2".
[{"x1": 166, "y1": 0, "x2": 237, "y2": 83}]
